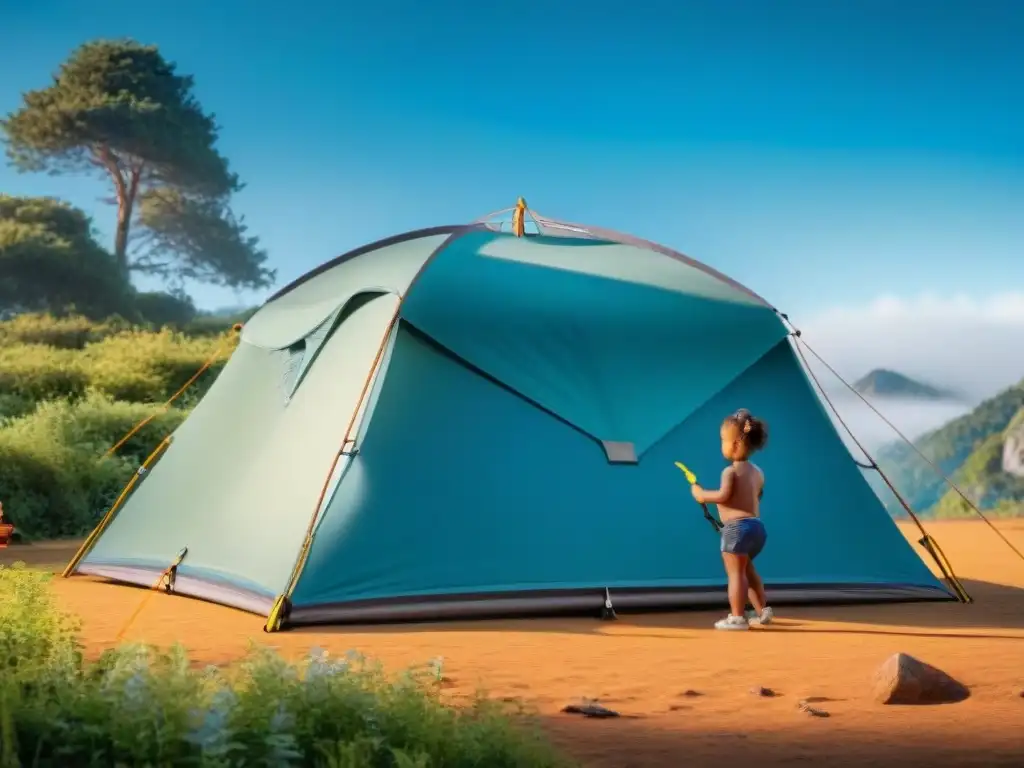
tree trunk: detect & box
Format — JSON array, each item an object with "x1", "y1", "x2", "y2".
[
  {"x1": 114, "y1": 200, "x2": 132, "y2": 275},
  {"x1": 114, "y1": 165, "x2": 143, "y2": 277},
  {"x1": 95, "y1": 146, "x2": 142, "y2": 278}
]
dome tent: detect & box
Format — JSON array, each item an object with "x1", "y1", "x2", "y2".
[{"x1": 64, "y1": 202, "x2": 956, "y2": 630}]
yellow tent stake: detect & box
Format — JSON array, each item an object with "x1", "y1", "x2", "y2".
[
  {"x1": 919, "y1": 534, "x2": 972, "y2": 603},
  {"x1": 114, "y1": 547, "x2": 188, "y2": 642},
  {"x1": 103, "y1": 325, "x2": 241, "y2": 460},
  {"x1": 62, "y1": 436, "x2": 173, "y2": 578},
  {"x1": 265, "y1": 595, "x2": 287, "y2": 633}
]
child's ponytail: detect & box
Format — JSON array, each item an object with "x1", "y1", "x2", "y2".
[{"x1": 728, "y1": 409, "x2": 769, "y2": 452}]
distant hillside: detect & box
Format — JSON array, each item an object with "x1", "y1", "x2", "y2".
[
  {"x1": 854, "y1": 369, "x2": 954, "y2": 400},
  {"x1": 929, "y1": 415, "x2": 1024, "y2": 518},
  {"x1": 874, "y1": 380, "x2": 1024, "y2": 517}
]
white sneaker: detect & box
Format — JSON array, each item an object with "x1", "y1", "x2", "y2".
[
  {"x1": 745, "y1": 607, "x2": 775, "y2": 626},
  {"x1": 714, "y1": 614, "x2": 749, "y2": 631}
]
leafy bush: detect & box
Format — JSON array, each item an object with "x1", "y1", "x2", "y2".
[
  {"x1": 0, "y1": 394, "x2": 188, "y2": 539},
  {"x1": 0, "y1": 344, "x2": 89, "y2": 403},
  {"x1": 0, "y1": 566, "x2": 568, "y2": 767},
  {"x1": 0, "y1": 320, "x2": 235, "y2": 408},
  {"x1": 135, "y1": 290, "x2": 198, "y2": 329},
  {"x1": 0, "y1": 314, "x2": 241, "y2": 539},
  {"x1": 80, "y1": 329, "x2": 235, "y2": 403},
  {"x1": 0, "y1": 394, "x2": 39, "y2": 422},
  {"x1": 0, "y1": 313, "x2": 131, "y2": 349},
  {"x1": 0, "y1": 195, "x2": 138, "y2": 321}
]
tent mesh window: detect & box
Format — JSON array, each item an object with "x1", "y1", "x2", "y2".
[
  {"x1": 279, "y1": 301, "x2": 357, "y2": 403},
  {"x1": 281, "y1": 340, "x2": 306, "y2": 401}
]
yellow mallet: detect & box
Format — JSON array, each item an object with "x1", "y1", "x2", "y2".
[{"x1": 674, "y1": 461, "x2": 723, "y2": 532}]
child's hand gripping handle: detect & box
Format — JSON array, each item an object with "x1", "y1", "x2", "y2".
[{"x1": 674, "y1": 462, "x2": 723, "y2": 533}]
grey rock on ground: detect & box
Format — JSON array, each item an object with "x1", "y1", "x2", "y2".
[
  {"x1": 798, "y1": 699, "x2": 830, "y2": 717},
  {"x1": 562, "y1": 700, "x2": 620, "y2": 718},
  {"x1": 873, "y1": 652, "x2": 969, "y2": 705}
]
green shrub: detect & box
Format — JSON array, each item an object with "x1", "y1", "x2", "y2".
[
  {"x1": 0, "y1": 315, "x2": 235, "y2": 408},
  {"x1": 0, "y1": 393, "x2": 188, "y2": 539},
  {"x1": 0, "y1": 313, "x2": 131, "y2": 349},
  {"x1": 0, "y1": 313, "x2": 240, "y2": 539},
  {"x1": 0, "y1": 563, "x2": 82, "y2": 666},
  {"x1": 134, "y1": 290, "x2": 198, "y2": 329},
  {"x1": 0, "y1": 394, "x2": 36, "y2": 421},
  {"x1": 0, "y1": 345, "x2": 89, "y2": 403},
  {"x1": 81, "y1": 329, "x2": 235, "y2": 404},
  {"x1": 21, "y1": 392, "x2": 187, "y2": 465},
  {"x1": 0, "y1": 566, "x2": 569, "y2": 767}
]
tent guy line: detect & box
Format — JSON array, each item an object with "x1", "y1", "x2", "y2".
[
  {"x1": 784, "y1": 326, "x2": 971, "y2": 603},
  {"x1": 782, "y1": 313, "x2": 1024, "y2": 573}
]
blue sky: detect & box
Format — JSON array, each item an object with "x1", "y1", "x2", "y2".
[{"x1": 1, "y1": 0, "x2": 1022, "y2": 319}]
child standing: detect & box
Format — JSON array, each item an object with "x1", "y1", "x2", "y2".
[{"x1": 691, "y1": 409, "x2": 773, "y2": 631}]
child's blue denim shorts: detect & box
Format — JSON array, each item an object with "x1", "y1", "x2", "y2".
[{"x1": 720, "y1": 517, "x2": 767, "y2": 559}]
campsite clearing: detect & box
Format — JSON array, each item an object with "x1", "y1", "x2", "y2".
[{"x1": 7, "y1": 519, "x2": 1023, "y2": 767}]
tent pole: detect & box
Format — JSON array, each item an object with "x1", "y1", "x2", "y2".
[
  {"x1": 264, "y1": 311, "x2": 401, "y2": 632},
  {"x1": 62, "y1": 436, "x2": 173, "y2": 578}
]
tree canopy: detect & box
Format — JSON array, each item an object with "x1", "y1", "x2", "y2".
[
  {"x1": 1, "y1": 39, "x2": 274, "y2": 292},
  {"x1": 136, "y1": 189, "x2": 271, "y2": 289},
  {"x1": 0, "y1": 195, "x2": 134, "y2": 319}
]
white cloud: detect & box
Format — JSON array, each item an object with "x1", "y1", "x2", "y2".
[{"x1": 792, "y1": 292, "x2": 1024, "y2": 452}]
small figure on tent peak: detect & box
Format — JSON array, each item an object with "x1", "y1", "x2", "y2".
[{"x1": 690, "y1": 409, "x2": 774, "y2": 631}]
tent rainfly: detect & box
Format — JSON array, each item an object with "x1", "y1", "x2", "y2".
[{"x1": 64, "y1": 202, "x2": 957, "y2": 631}]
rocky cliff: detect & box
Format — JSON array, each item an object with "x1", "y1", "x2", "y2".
[{"x1": 1001, "y1": 409, "x2": 1024, "y2": 478}]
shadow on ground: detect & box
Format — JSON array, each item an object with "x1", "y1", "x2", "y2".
[
  {"x1": 8, "y1": 541, "x2": 1024, "y2": 640},
  {"x1": 545, "y1": 716, "x2": 1024, "y2": 768},
  {"x1": 0, "y1": 540, "x2": 78, "y2": 570},
  {"x1": 287, "y1": 578, "x2": 1024, "y2": 640}
]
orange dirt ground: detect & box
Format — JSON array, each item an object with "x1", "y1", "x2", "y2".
[{"x1": 4, "y1": 520, "x2": 1023, "y2": 767}]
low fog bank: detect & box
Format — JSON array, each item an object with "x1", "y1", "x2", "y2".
[
  {"x1": 792, "y1": 292, "x2": 1024, "y2": 453},
  {"x1": 816, "y1": 389, "x2": 974, "y2": 455},
  {"x1": 798, "y1": 292, "x2": 1024, "y2": 405}
]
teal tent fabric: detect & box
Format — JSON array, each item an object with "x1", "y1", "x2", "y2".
[
  {"x1": 291, "y1": 330, "x2": 944, "y2": 607},
  {"x1": 401, "y1": 230, "x2": 788, "y2": 455},
  {"x1": 71, "y1": 220, "x2": 953, "y2": 626},
  {"x1": 78, "y1": 294, "x2": 404, "y2": 609}
]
